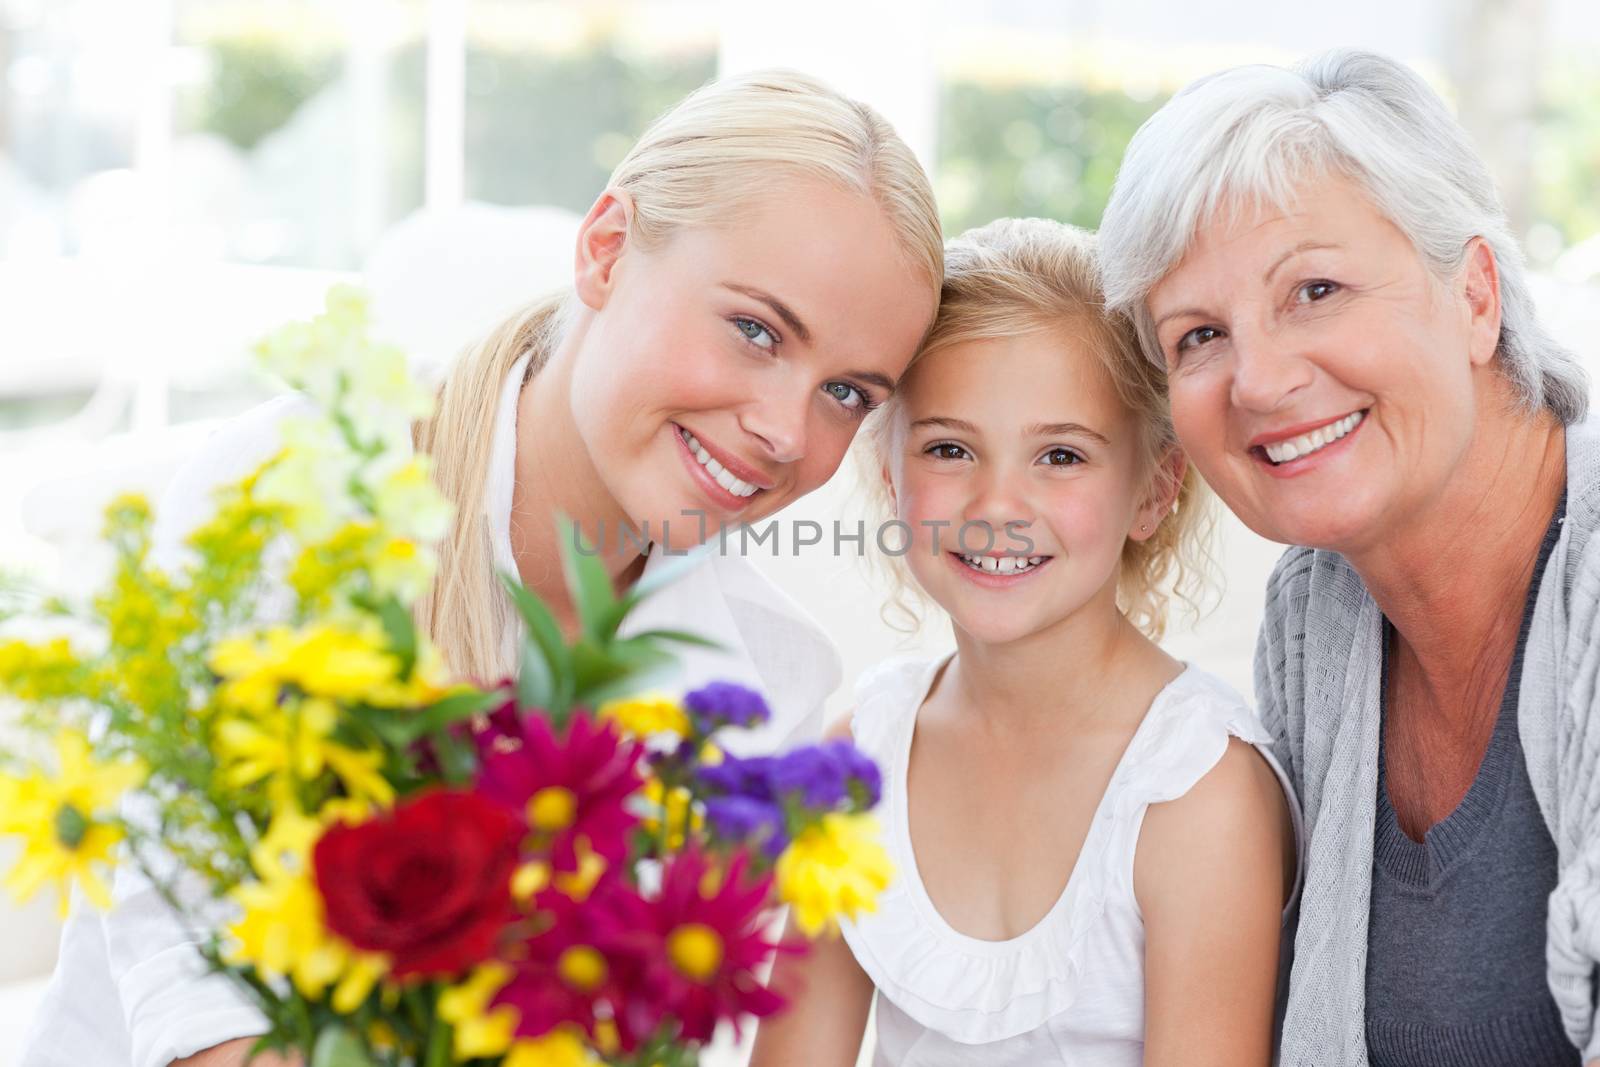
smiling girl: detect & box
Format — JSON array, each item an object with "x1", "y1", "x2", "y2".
[{"x1": 751, "y1": 218, "x2": 1300, "y2": 1066}]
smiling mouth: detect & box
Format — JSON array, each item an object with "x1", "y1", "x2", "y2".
[
  {"x1": 1255, "y1": 409, "x2": 1367, "y2": 466},
  {"x1": 953, "y1": 552, "x2": 1053, "y2": 576},
  {"x1": 675, "y1": 425, "x2": 765, "y2": 500}
]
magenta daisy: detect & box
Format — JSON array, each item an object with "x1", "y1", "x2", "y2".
[
  {"x1": 613, "y1": 846, "x2": 784, "y2": 1046},
  {"x1": 475, "y1": 708, "x2": 645, "y2": 873}
]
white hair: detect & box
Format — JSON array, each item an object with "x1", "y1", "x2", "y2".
[{"x1": 1098, "y1": 48, "x2": 1588, "y2": 425}]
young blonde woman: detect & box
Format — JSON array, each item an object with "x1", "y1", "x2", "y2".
[
  {"x1": 21, "y1": 71, "x2": 942, "y2": 1067},
  {"x1": 751, "y1": 219, "x2": 1301, "y2": 1066}
]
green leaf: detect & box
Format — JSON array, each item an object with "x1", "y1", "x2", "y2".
[
  {"x1": 500, "y1": 572, "x2": 570, "y2": 680},
  {"x1": 517, "y1": 638, "x2": 558, "y2": 711},
  {"x1": 395, "y1": 689, "x2": 501, "y2": 743},
  {"x1": 557, "y1": 514, "x2": 620, "y2": 641},
  {"x1": 376, "y1": 595, "x2": 417, "y2": 678},
  {"x1": 627, "y1": 628, "x2": 725, "y2": 651},
  {"x1": 605, "y1": 545, "x2": 713, "y2": 634},
  {"x1": 570, "y1": 638, "x2": 678, "y2": 707},
  {"x1": 309, "y1": 1025, "x2": 375, "y2": 1067},
  {"x1": 430, "y1": 726, "x2": 478, "y2": 785}
]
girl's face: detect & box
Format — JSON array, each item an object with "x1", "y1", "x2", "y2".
[
  {"x1": 568, "y1": 179, "x2": 937, "y2": 549},
  {"x1": 887, "y1": 326, "x2": 1169, "y2": 647}
]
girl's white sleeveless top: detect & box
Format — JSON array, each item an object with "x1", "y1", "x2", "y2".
[{"x1": 839, "y1": 656, "x2": 1304, "y2": 1066}]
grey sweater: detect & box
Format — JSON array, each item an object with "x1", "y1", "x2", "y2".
[{"x1": 1256, "y1": 417, "x2": 1600, "y2": 1066}]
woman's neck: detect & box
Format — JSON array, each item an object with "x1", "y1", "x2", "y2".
[
  {"x1": 1347, "y1": 394, "x2": 1565, "y2": 696},
  {"x1": 509, "y1": 327, "x2": 650, "y2": 631}
]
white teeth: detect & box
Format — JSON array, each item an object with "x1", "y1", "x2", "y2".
[
  {"x1": 958, "y1": 554, "x2": 1049, "y2": 576},
  {"x1": 680, "y1": 429, "x2": 759, "y2": 498},
  {"x1": 1263, "y1": 410, "x2": 1364, "y2": 465}
]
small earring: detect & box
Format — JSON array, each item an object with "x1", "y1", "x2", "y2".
[{"x1": 1139, "y1": 523, "x2": 1149, "y2": 533}]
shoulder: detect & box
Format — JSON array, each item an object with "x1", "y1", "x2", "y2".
[
  {"x1": 1129, "y1": 669, "x2": 1298, "y2": 901},
  {"x1": 1134, "y1": 734, "x2": 1295, "y2": 915}
]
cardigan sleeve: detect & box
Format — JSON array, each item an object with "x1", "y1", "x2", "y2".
[
  {"x1": 1546, "y1": 529, "x2": 1600, "y2": 1060},
  {"x1": 1253, "y1": 545, "x2": 1317, "y2": 806}
]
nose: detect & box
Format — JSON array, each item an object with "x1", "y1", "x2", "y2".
[
  {"x1": 738, "y1": 383, "x2": 810, "y2": 465},
  {"x1": 1229, "y1": 320, "x2": 1314, "y2": 414},
  {"x1": 959, "y1": 463, "x2": 1031, "y2": 552}
]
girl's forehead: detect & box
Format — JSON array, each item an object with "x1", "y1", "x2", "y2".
[{"x1": 904, "y1": 329, "x2": 1120, "y2": 404}]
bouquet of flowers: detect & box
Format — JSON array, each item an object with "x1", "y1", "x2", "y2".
[{"x1": 0, "y1": 289, "x2": 893, "y2": 1066}]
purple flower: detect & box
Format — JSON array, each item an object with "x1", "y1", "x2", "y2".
[
  {"x1": 826, "y1": 739, "x2": 883, "y2": 810},
  {"x1": 684, "y1": 682, "x2": 772, "y2": 733},
  {"x1": 704, "y1": 796, "x2": 789, "y2": 856},
  {"x1": 766, "y1": 747, "x2": 849, "y2": 809},
  {"x1": 696, "y1": 754, "x2": 775, "y2": 800}
]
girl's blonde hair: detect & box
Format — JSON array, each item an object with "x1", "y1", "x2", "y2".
[
  {"x1": 413, "y1": 70, "x2": 944, "y2": 681},
  {"x1": 861, "y1": 217, "x2": 1216, "y2": 640}
]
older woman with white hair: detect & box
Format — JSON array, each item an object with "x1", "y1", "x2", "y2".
[{"x1": 1099, "y1": 49, "x2": 1598, "y2": 1067}]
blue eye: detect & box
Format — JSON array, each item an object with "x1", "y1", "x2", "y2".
[
  {"x1": 823, "y1": 381, "x2": 874, "y2": 413},
  {"x1": 925, "y1": 442, "x2": 969, "y2": 461},
  {"x1": 1040, "y1": 447, "x2": 1082, "y2": 467},
  {"x1": 733, "y1": 316, "x2": 777, "y2": 350}
]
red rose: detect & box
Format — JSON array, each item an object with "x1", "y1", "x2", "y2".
[{"x1": 313, "y1": 790, "x2": 522, "y2": 977}]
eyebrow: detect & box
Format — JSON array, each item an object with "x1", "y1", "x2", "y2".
[
  {"x1": 1263, "y1": 240, "x2": 1341, "y2": 284},
  {"x1": 722, "y1": 282, "x2": 811, "y2": 343},
  {"x1": 1152, "y1": 240, "x2": 1343, "y2": 331},
  {"x1": 909, "y1": 416, "x2": 1109, "y2": 445},
  {"x1": 1026, "y1": 421, "x2": 1110, "y2": 445}
]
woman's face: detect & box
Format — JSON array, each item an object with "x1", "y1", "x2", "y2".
[
  {"x1": 886, "y1": 327, "x2": 1164, "y2": 647},
  {"x1": 1146, "y1": 174, "x2": 1499, "y2": 554},
  {"x1": 568, "y1": 179, "x2": 936, "y2": 548}
]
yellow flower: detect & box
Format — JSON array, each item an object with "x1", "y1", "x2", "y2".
[
  {"x1": 503, "y1": 1027, "x2": 600, "y2": 1067},
  {"x1": 438, "y1": 962, "x2": 519, "y2": 1059},
  {"x1": 0, "y1": 730, "x2": 146, "y2": 914},
  {"x1": 226, "y1": 797, "x2": 388, "y2": 1010},
  {"x1": 215, "y1": 696, "x2": 393, "y2": 807},
  {"x1": 0, "y1": 637, "x2": 87, "y2": 704},
  {"x1": 775, "y1": 813, "x2": 895, "y2": 937},
  {"x1": 598, "y1": 694, "x2": 690, "y2": 739},
  {"x1": 639, "y1": 777, "x2": 701, "y2": 850},
  {"x1": 213, "y1": 622, "x2": 398, "y2": 712}
]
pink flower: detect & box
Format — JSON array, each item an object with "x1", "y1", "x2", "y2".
[{"x1": 475, "y1": 707, "x2": 645, "y2": 873}]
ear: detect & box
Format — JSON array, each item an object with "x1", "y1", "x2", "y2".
[
  {"x1": 573, "y1": 189, "x2": 635, "y2": 311},
  {"x1": 1131, "y1": 448, "x2": 1187, "y2": 544},
  {"x1": 1461, "y1": 237, "x2": 1502, "y2": 369},
  {"x1": 880, "y1": 459, "x2": 898, "y2": 512}
]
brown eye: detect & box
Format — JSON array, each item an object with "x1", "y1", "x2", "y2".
[
  {"x1": 1177, "y1": 325, "x2": 1223, "y2": 353},
  {"x1": 1297, "y1": 280, "x2": 1338, "y2": 303}
]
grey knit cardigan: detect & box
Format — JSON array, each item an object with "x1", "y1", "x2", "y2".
[{"x1": 1256, "y1": 416, "x2": 1600, "y2": 1065}]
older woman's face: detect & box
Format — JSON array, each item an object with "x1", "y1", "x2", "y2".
[{"x1": 1147, "y1": 174, "x2": 1498, "y2": 553}]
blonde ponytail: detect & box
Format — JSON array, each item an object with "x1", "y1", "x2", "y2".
[
  {"x1": 412, "y1": 70, "x2": 943, "y2": 680},
  {"x1": 413, "y1": 293, "x2": 568, "y2": 682}
]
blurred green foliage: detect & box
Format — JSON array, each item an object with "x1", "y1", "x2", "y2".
[
  {"x1": 184, "y1": 31, "x2": 713, "y2": 216},
  {"x1": 1534, "y1": 63, "x2": 1600, "y2": 253},
  {"x1": 935, "y1": 80, "x2": 1166, "y2": 237},
  {"x1": 184, "y1": 35, "x2": 340, "y2": 151},
  {"x1": 179, "y1": 31, "x2": 1597, "y2": 256}
]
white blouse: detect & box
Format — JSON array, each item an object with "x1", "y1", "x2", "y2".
[
  {"x1": 840, "y1": 656, "x2": 1304, "y2": 1066},
  {"x1": 21, "y1": 353, "x2": 842, "y2": 1067}
]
